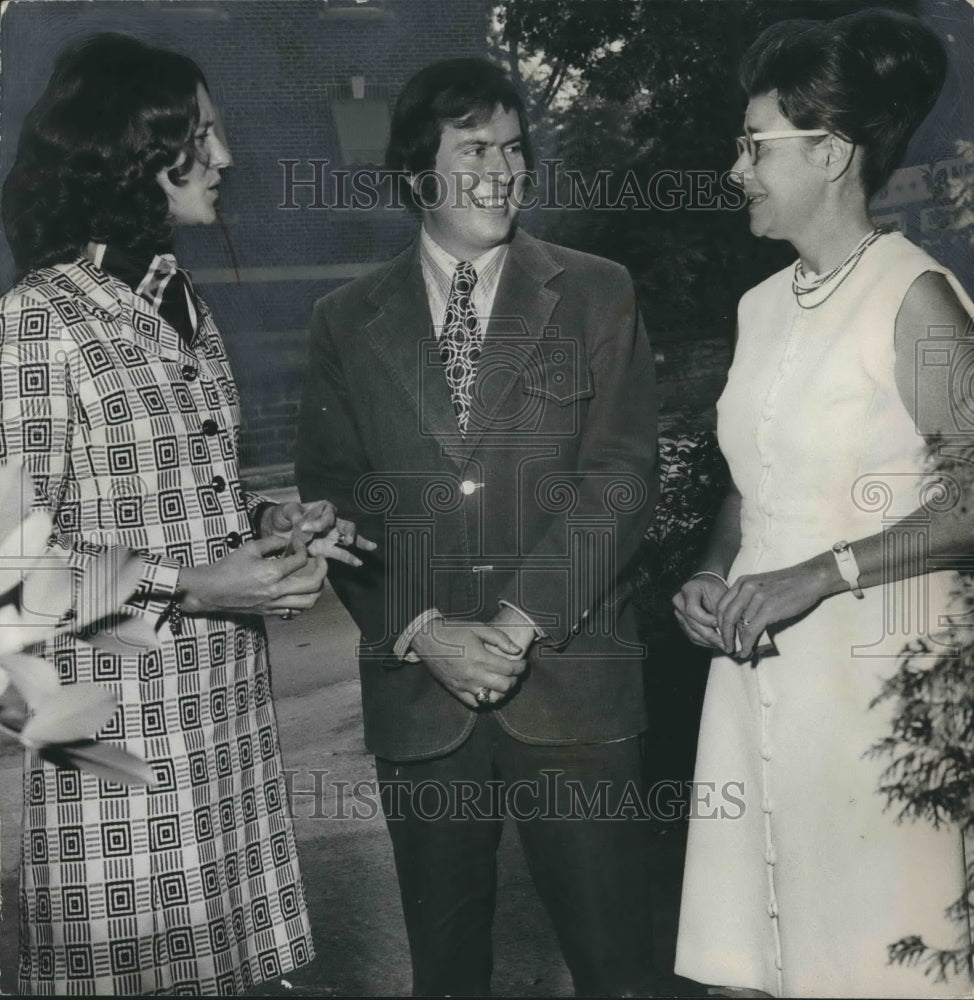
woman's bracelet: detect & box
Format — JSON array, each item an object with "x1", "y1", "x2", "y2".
[
  {"x1": 165, "y1": 566, "x2": 186, "y2": 634},
  {"x1": 690, "y1": 570, "x2": 729, "y2": 587},
  {"x1": 164, "y1": 598, "x2": 184, "y2": 635}
]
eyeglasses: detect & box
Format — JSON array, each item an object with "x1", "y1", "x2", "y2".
[{"x1": 735, "y1": 129, "x2": 830, "y2": 162}]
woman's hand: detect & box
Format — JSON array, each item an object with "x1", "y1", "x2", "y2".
[
  {"x1": 673, "y1": 574, "x2": 731, "y2": 652},
  {"x1": 263, "y1": 500, "x2": 377, "y2": 567},
  {"x1": 263, "y1": 499, "x2": 336, "y2": 539},
  {"x1": 673, "y1": 488, "x2": 744, "y2": 653},
  {"x1": 178, "y1": 534, "x2": 328, "y2": 618},
  {"x1": 307, "y1": 525, "x2": 377, "y2": 567},
  {"x1": 716, "y1": 554, "x2": 837, "y2": 658}
]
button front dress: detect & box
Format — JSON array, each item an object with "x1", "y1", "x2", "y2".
[
  {"x1": 675, "y1": 233, "x2": 974, "y2": 998},
  {"x1": 0, "y1": 258, "x2": 313, "y2": 994}
]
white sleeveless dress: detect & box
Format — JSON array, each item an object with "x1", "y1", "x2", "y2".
[{"x1": 675, "y1": 233, "x2": 974, "y2": 998}]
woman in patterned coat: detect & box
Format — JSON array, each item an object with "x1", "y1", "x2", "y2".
[{"x1": 0, "y1": 33, "x2": 367, "y2": 995}]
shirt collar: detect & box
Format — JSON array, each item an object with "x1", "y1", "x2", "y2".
[
  {"x1": 88, "y1": 242, "x2": 181, "y2": 291},
  {"x1": 87, "y1": 242, "x2": 198, "y2": 347},
  {"x1": 419, "y1": 228, "x2": 508, "y2": 294}
]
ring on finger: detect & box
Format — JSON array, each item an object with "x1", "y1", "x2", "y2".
[
  {"x1": 739, "y1": 616, "x2": 752, "y2": 629},
  {"x1": 475, "y1": 686, "x2": 492, "y2": 706},
  {"x1": 281, "y1": 608, "x2": 296, "y2": 621}
]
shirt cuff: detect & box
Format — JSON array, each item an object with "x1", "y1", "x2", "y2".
[
  {"x1": 497, "y1": 600, "x2": 548, "y2": 640},
  {"x1": 139, "y1": 553, "x2": 183, "y2": 603},
  {"x1": 392, "y1": 607, "x2": 443, "y2": 662}
]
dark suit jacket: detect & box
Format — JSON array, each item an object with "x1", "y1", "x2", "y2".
[{"x1": 296, "y1": 228, "x2": 658, "y2": 761}]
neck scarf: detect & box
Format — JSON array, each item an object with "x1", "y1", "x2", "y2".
[{"x1": 93, "y1": 243, "x2": 199, "y2": 345}]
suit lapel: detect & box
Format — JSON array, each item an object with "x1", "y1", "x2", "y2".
[
  {"x1": 363, "y1": 242, "x2": 465, "y2": 467},
  {"x1": 361, "y1": 231, "x2": 565, "y2": 469},
  {"x1": 459, "y1": 230, "x2": 563, "y2": 460}
]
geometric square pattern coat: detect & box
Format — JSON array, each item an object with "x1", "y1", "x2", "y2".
[{"x1": 0, "y1": 257, "x2": 313, "y2": 995}]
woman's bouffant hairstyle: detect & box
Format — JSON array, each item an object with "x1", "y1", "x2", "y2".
[
  {"x1": 2, "y1": 33, "x2": 207, "y2": 276},
  {"x1": 385, "y1": 58, "x2": 534, "y2": 212},
  {"x1": 740, "y1": 8, "x2": 947, "y2": 199}
]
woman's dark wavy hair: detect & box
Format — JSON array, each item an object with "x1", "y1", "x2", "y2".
[
  {"x1": 385, "y1": 57, "x2": 534, "y2": 212},
  {"x1": 2, "y1": 32, "x2": 207, "y2": 276},
  {"x1": 740, "y1": 8, "x2": 947, "y2": 199}
]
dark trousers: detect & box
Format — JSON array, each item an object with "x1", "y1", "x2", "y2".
[{"x1": 375, "y1": 713, "x2": 658, "y2": 997}]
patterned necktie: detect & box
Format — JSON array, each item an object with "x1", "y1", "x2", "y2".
[{"x1": 440, "y1": 261, "x2": 483, "y2": 433}]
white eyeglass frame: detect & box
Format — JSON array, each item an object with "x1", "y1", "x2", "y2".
[{"x1": 735, "y1": 129, "x2": 830, "y2": 161}]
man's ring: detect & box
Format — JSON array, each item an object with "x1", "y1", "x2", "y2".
[
  {"x1": 282, "y1": 609, "x2": 295, "y2": 621},
  {"x1": 475, "y1": 686, "x2": 492, "y2": 705},
  {"x1": 739, "y1": 616, "x2": 752, "y2": 629},
  {"x1": 337, "y1": 532, "x2": 350, "y2": 546}
]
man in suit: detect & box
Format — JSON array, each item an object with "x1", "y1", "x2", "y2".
[{"x1": 297, "y1": 58, "x2": 659, "y2": 997}]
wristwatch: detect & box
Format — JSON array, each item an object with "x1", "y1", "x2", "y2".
[{"x1": 832, "y1": 540, "x2": 864, "y2": 599}]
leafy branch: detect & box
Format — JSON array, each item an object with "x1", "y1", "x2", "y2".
[{"x1": 869, "y1": 443, "x2": 974, "y2": 980}]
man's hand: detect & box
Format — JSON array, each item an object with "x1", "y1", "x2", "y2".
[
  {"x1": 410, "y1": 618, "x2": 528, "y2": 709},
  {"x1": 487, "y1": 605, "x2": 537, "y2": 658}
]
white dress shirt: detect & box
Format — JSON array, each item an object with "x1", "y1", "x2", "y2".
[{"x1": 392, "y1": 229, "x2": 543, "y2": 662}]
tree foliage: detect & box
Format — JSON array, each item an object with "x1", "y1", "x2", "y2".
[
  {"x1": 866, "y1": 437, "x2": 974, "y2": 982},
  {"x1": 491, "y1": 0, "x2": 918, "y2": 341}
]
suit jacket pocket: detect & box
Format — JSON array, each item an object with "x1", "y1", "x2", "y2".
[{"x1": 519, "y1": 335, "x2": 594, "y2": 406}]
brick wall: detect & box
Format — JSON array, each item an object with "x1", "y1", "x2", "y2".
[
  {"x1": 190, "y1": 0, "x2": 491, "y2": 468},
  {"x1": 0, "y1": 0, "x2": 491, "y2": 471}
]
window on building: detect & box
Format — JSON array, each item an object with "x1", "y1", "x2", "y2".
[{"x1": 330, "y1": 96, "x2": 390, "y2": 166}]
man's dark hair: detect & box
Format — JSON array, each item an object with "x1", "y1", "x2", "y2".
[
  {"x1": 2, "y1": 32, "x2": 208, "y2": 275},
  {"x1": 385, "y1": 57, "x2": 533, "y2": 212}
]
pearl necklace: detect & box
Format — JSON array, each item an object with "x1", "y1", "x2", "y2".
[{"x1": 792, "y1": 227, "x2": 888, "y2": 309}]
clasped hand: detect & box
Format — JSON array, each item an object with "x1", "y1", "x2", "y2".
[
  {"x1": 674, "y1": 560, "x2": 829, "y2": 659},
  {"x1": 410, "y1": 617, "x2": 529, "y2": 710}
]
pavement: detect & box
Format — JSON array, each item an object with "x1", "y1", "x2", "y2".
[{"x1": 0, "y1": 579, "x2": 707, "y2": 998}]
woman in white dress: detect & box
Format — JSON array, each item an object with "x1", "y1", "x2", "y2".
[{"x1": 673, "y1": 9, "x2": 974, "y2": 999}]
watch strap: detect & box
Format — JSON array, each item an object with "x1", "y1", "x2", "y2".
[{"x1": 832, "y1": 541, "x2": 864, "y2": 599}]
